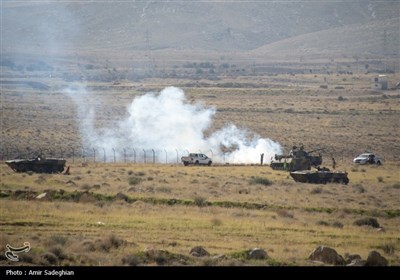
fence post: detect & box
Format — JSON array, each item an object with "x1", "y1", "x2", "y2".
[
  {"x1": 93, "y1": 148, "x2": 96, "y2": 163},
  {"x1": 82, "y1": 147, "x2": 85, "y2": 162},
  {"x1": 143, "y1": 149, "x2": 146, "y2": 164},
  {"x1": 176, "y1": 149, "x2": 179, "y2": 163},
  {"x1": 112, "y1": 148, "x2": 116, "y2": 163},
  {"x1": 151, "y1": 149, "x2": 155, "y2": 164},
  {"x1": 71, "y1": 148, "x2": 75, "y2": 163},
  {"x1": 133, "y1": 148, "x2": 136, "y2": 163},
  {"x1": 123, "y1": 148, "x2": 127, "y2": 163},
  {"x1": 102, "y1": 148, "x2": 106, "y2": 163}
]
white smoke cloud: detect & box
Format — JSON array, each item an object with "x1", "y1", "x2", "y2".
[{"x1": 65, "y1": 86, "x2": 282, "y2": 164}]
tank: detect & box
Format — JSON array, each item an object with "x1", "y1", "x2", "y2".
[
  {"x1": 5, "y1": 155, "x2": 66, "y2": 173},
  {"x1": 290, "y1": 167, "x2": 349, "y2": 184},
  {"x1": 270, "y1": 145, "x2": 323, "y2": 171}
]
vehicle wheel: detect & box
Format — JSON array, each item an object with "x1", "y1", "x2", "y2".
[
  {"x1": 183, "y1": 162, "x2": 189, "y2": 166},
  {"x1": 195, "y1": 160, "x2": 199, "y2": 165},
  {"x1": 376, "y1": 161, "x2": 381, "y2": 166},
  {"x1": 208, "y1": 161, "x2": 212, "y2": 166}
]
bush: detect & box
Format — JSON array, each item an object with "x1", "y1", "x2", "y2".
[
  {"x1": 354, "y1": 217, "x2": 380, "y2": 228},
  {"x1": 310, "y1": 187, "x2": 323, "y2": 194},
  {"x1": 378, "y1": 243, "x2": 395, "y2": 255},
  {"x1": 122, "y1": 254, "x2": 142, "y2": 266},
  {"x1": 194, "y1": 195, "x2": 208, "y2": 207},
  {"x1": 316, "y1": 220, "x2": 330, "y2": 226},
  {"x1": 332, "y1": 221, "x2": 344, "y2": 228},
  {"x1": 250, "y1": 176, "x2": 272, "y2": 186},
  {"x1": 390, "y1": 183, "x2": 400, "y2": 189},
  {"x1": 352, "y1": 184, "x2": 366, "y2": 193},
  {"x1": 128, "y1": 176, "x2": 142, "y2": 186},
  {"x1": 40, "y1": 252, "x2": 58, "y2": 265}
]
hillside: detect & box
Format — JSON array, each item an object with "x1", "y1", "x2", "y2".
[
  {"x1": 250, "y1": 17, "x2": 400, "y2": 60},
  {"x1": 2, "y1": 1, "x2": 399, "y2": 60}
]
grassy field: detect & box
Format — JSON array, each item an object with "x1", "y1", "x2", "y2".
[{"x1": 1, "y1": 161, "x2": 399, "y2": 266}]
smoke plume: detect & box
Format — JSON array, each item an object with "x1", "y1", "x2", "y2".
[{"x1": 66, "y1": 86, "x2": 282, "y2": 164}]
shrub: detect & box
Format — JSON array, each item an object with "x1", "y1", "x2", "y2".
[
  {"x1": 391, "y1": 183, "x2": 400, "y2": 189},
  {"x1": 352, "y1": 184, "x2": 366, "y2": 193},
  {"x1": 316, "y1": 220, "x2": 330, "y2": 226},
  {"x1": 49, "y1": 246, "x2": 67, "y2": 260},
  {"x1": 310, "y1": 187, "x2": 323, "y2": 194},
  {"x1": 276, "y1": 209, "x2": 294, "y2": 219},
  {"x1": 354, "y1": 217, "x2": 380, "y2": 228},
  {"x1": 40, "y1": 252, "x2": 58, "y2": 265},
  {"x1": 194, "y1": 195, "x2": 208, "y2": 207},
  {"x1": 378, "y1": 243, "x2": 395, "y2": 255},
  {"x1": 250, "y1": 176, "x2": 272, "y2": 186},
  {"x1": 332, "y1": 221, "x2": 344, "y2": 228},
  {"x1": 211, "y1": 217, "x2": 223, "y2": 227},
  {"x1": 128, "y1": 176, "x2": 142, "y2": 186},
  {"x1": 377, "y1": 176, "x2": 384, "y2": 183},
  {"x1": 122, "y1": 254, "x2": 142, "y2": 266},
  {"x1": 48, "y1": 235, "x2": 67, "y2": 246}
]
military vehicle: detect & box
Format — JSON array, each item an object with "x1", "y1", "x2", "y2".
[
  {"x1": 290, "y1": 167, "x2": 349, "y2": 184},
  {"x1": 270, "y1": 146, "x2": 323, "y2": 171},
  {"x1": 5, "y1": 155, "x2": 66, "y2": 173}
]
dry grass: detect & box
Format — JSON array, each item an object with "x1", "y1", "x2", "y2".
[{"x1": 1, "y1": 162, "x2": 399, "y2": 266}]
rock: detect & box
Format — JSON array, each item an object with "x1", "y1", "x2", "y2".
[
  {"x1": 309, "y1": 246, "x2": 345, "y2": 265},
  {"x1": 248, "y1": 248, "x2": 268, "y2": 260},
  {"x1": 212, "y1": 254, "x2": 226, "y2": 260},
  {"x1": 347, "y1": 259, "x2": 366, "y2": 266},
  {"x1": 36, "y1": 192, "x2": 47, "y2": 199},
  {"x1": 366, "y1": 251, "x2": 388, "y2": 266},
  {"x1": 66, "y1": 180, "x2": 76, "y2": 186},
  {"x1": 115, "y1": 192, "x2": 129, "y2": 202},
  {"x1": 189, "y1": 246, "x2": 210, "y2": 257},
  {"x1": 346, "y1": 254, "x2": 362, "y2": 264}
]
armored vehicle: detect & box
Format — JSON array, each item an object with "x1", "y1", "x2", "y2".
[
  {"x1": 5, "y1": 155, "x2": 66, "y2": 173},
  {"x1": 290, "y1": 167, "x2": 349, "y2": 184},
  {"x1": 270, "y1": 146, "x2": 323, "y2": 171}
]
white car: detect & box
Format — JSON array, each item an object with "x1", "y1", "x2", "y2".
[{"x1": 353, "y1": 153, "x2": 383, "y2": 165}]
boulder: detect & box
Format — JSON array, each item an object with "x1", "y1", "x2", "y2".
[
  {"x1": 346, "y1": 254, "x2": 362, "y2": 264},
  {"x1": 347, "y1": 259, "x2": 366, "y2": 266},
  {"x1": 36, "y1": 192, "x2": 47, "y2": 199},
  {"x1": 366, "y1": 251, "x2": 388, "y2": 266},
  {"x1": 309, "y1": 246, "x2": 345, "y2": 265},
  {"x1": 248, "y1": 248, "x2": 269, "y2": 260},
  {"x1": 189, "y1": 246, "x2": 210, "y2": 257}
]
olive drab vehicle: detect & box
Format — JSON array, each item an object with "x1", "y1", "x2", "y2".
[
  {"x1": 5, "y1": 155, "x2": 66, "y2": 173},
  {"x1": 290, "y1": 167, "x2": 349, "y2": 185},
  {"x1": 270, "y1": 146, "x2": 323, "y2": 171}
]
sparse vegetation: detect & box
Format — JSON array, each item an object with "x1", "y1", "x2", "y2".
[
  {"x1": 353, "y1": 217, "x2": 380, "y2": 228},
  {"x1": 250, "y1": 176, "x2": 272, "y2": 186},
  {"x1": 128, "y1": 176, "x2": 142, "y2": 186}
]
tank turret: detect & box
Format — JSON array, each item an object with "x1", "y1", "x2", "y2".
[{"x1": 270, "y1": 145, "x2": 323, "y2": 171}]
